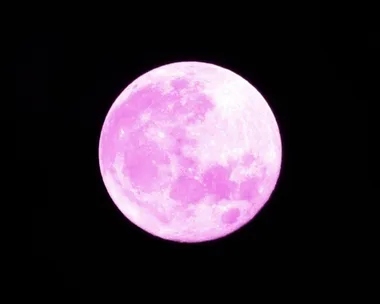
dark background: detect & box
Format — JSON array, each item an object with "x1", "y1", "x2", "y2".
[{"x1": 11, "y1": 2, "x2": 369, "y2": 301}]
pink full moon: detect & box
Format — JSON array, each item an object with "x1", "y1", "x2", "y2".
[{"x1": 98, "y1": 61, "x2": 282, "y2": 243}]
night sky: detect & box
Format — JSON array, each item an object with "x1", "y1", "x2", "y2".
[{"x1": 10, "y1": 3, "x2": 369, "y2": 301}]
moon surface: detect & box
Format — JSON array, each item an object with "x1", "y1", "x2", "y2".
[{"x1": 98, "y1": 61, "x2": 282, "y2": 243}]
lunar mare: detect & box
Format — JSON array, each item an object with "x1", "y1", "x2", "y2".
[{"x1": 99, "y1": 61, "x2": 282, "y2": 243}]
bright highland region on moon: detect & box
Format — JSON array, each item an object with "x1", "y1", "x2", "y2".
[{"x1": 98, "y1": 61, "x2": 282, "y2": 243}]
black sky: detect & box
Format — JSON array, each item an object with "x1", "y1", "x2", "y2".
[{"x1": 10, "y1": 2, "x2": 370, "y2": 301}]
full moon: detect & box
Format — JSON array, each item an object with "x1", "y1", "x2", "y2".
[{"x1": 99, "y1": 61, "x2": 282, "y2": 243}]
